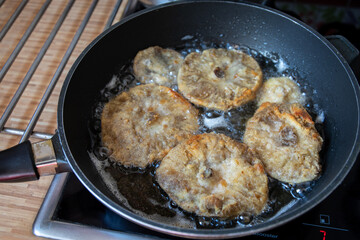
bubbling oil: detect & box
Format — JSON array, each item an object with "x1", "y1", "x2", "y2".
[{"x1": 88, "y1": 38, "x2": 324, "y2": 230}]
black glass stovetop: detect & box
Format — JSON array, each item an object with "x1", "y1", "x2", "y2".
[{"x1": 33, "y1": 155, "x2": 360, "y2": 240}]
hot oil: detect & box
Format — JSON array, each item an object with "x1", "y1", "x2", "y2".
[{"x1": 88, "y1": 38, "x2": 324, "y2": 229}]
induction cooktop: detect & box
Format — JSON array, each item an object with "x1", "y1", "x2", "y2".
[{"x1": 33, "y1": 154, "x2": 360, "y2": 240}]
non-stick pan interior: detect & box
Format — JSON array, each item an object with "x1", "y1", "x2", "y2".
[{"x1": 58, "y1": 1, "x2": 360, "y2": 238}]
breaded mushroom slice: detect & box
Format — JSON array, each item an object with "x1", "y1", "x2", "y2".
[
  {"x1": 178, "y1": 48, "x2": 263, "y2": 111},
  {"x1": 133, "y1": 46, "x2": 183, "y2": 87},
  {"x1": 156, "y1": 133, "x2": 268, "y2": 218},
  {"x1": 243, "y1": 102, "x2": 323, "y2": 184},
  {"x1": 256, "y1": 77, "x2": 305, "y2": 106},
  {"x1": 101, "y1": 84, "x2": 199, "y2": 168}
]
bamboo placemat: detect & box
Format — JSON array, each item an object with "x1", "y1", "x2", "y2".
[{"x1": 0, "y1": 0, "x2": 129, "y2": 239}]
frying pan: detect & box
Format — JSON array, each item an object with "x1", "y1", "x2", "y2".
[{"x1": 1, "y1": 1, "x2": 360, "y2": 238}]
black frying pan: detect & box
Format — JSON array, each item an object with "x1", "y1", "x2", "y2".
[{"x1": 1, "y1": 1, "x2": 360, "y2": 238}]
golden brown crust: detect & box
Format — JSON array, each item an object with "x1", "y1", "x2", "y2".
[
  {"x1": 101, "y1": 84, "x2": 199, "y2": 168},
  {"x1": 177, "y1": 48, "x2": 263, "y2": 111},
  {"x1": 243, "y1": 103, "x2": 323, "y2": 184},
  {"x1": 133, "y1": 46, "x2": 183, "y2": 87},
  {"x1": 256, "y1": 77, "x2": 305, "y2": 106},
  {"x1": 156, "y1": 133, "x2": 268, "y2": 218}
]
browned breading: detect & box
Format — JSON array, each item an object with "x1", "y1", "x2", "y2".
[
  {"x1": 243, "y1": 102, "x2": 323, "y2": 184},
  {"x1": 156, "y1": 133, "x2": 268, "y2": 218},
  {"x1": 256, "y1": 77, "x2": 305, "y2": 106},
  {"x1": 101, "y1": 84, "x2": 199, "y2": 168},
  {"x1": 177, "y1": 48, "x2": 263, "y2": 111},
  {"x1": 133, "y1": 46, "x2": 183, "y2": 87}
]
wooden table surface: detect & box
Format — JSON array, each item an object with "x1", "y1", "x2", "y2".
[{"x1": 0, "y1": 0, "x2": 129, "y2": 239}]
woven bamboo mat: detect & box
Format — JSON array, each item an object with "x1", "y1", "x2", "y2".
[{"x1": 0, "y1": 0, "x2": 129, "y2": 239}]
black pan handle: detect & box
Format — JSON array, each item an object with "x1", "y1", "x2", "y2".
[
  {"x1": 0, "y1": 132, "x2": 71, "y2": 182},
  {"x1": 326, "y1": 35, "x2": 360, "y2": 79},
  {"x1": 0, "y1": 141, "x2": 39, "y2": 182},
  {"x1": 326, "y1": 35, "x2": 359, "y2": 64}
]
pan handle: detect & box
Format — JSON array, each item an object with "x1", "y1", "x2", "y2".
[
  {"x1": 326, "y1": 35, "x2": 360, "y2": 79},
  {"x1": 326, "y1": 35, "x2": 359, "y2": 63},
  {"x1": 0, "y1": 132, "x2": 71, "y2": 182}
]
